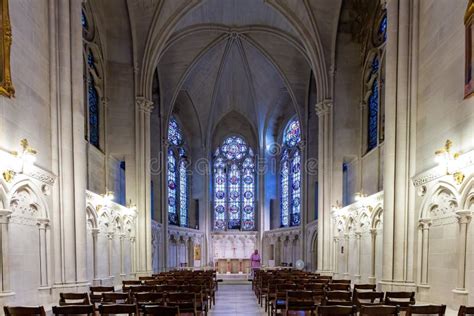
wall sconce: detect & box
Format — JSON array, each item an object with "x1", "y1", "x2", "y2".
[
  {"x1": 2, "y1": 138, "x2": 38, "y2": 182},
  {"x1": 331, "y1": 200, "x2": 342, "y2": 212},
  {"x1": 354, "y1": 191, "x2": 367, "y2": 202},
  {"x1": 127, "y1": 199, "x2": 137, "y2": 212},
  {"x1": 435, "y1": 139, "x2": 464, "y2": 184}
]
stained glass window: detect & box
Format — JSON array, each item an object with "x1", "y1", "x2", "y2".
[
  {"x1": 167, "y1": 116, "x2": 188, "y2": 227},
  {"x1": 213, "y1": 136, "x2": 255, "y2": 231},
  {"x1": 367, "y1": 79, "x2": 379, "y2": 151},
  {"x1": 179, "y1": 160, "x2": 188, "y2": 227},
  {"x1": 379, "y1": 12, "x2": 387, "y2": 42},
  {"x1": 280, "y1": 118, "x2": 302, "y2": 227}
]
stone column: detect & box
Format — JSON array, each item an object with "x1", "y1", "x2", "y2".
[
  {"x1": 107, "y1": 232, "x2": 114, "y2": 278},
  {"x1": 418, "y1": 219, "x2": 432, "y2": 285},
  {"x1": 368, "y1": 228, "x2": 377, "y2": 284},
  {"x1": 315, "y1": 100, "x2": 333, "y2": 273},
  {"x1": 37, "y1": 219, "x2": 50, "y2": 288},
  {"x1": 120, "y1": 234, "x2": 126, "y2": 277},
  {"x1": 161, "y1": 140, "x2": 169, "y2": 270},
  {"x1": 453, "y1": 210, "x2": 472, "y2": 294},
  {"x1": 382, "y1": 0, "x2": 418, "y2": 288},
  {"x1": 0, "y1": 210, "x2": 13, "y2": 294},
  {"x1": 130, "y1": 236, "x2": 136, "y2": 277},
  {"x1": 91, "y1": 228, "x2": 100, "y2": 282},
  {"x1": 135, "y1": 97, "x2": 154, "y2": 275},
  {"x1": 343, "y1": 234, "x2": 350, "y2": 279},
  {"x1": 333, "y1": 237, "x2": 338, "y2": 277},
  {"x1": 355, "y1": 232, "x2": 362, "y2": 282},
  {"x1": 49, "y1": 0, "x2": 88, "y2": 286}
]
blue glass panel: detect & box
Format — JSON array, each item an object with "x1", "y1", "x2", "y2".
[
  {"x1": 227, "y1": 164, "x2": 241, "y2": 229},
  {"x1": 213, "y1": 158, "x2": 226, "y2": 230},
  {"x1": 280, "y1": 160, "x2": 289, "y2": 227},
  {"x1": 367, "y1": 79, "x2": 379, "y2": 151},
  {"x1": 284, "y1": 119, "x2": 301, "y2": 147},
  {"x1": 242, "y1": 159, "x2": 255, "y2": 231},
  {"x1": 379, "y1": 13, "x2": 387, "y2": 42},
  {"x1": 221, "y1": 136, "x2": 248, "y2": 160},
  {"x1": 168, "y1": 117, "x2": 183, "y2": 146},
  {"x1": 290, "y1": 150, "x2": 301, "y2": 226},
  {"x1": 81, "y1": 10, "x2": 87, "y2": 29},
  {"x1": 179, "y1": 160, "x2": 188, "y2": 227},
  {"x1": 88, "y1": 76, "x2": 99, "y2": 148},
  {"x1": 167, "y1": 149, "x2": 178, "y2": 225}
]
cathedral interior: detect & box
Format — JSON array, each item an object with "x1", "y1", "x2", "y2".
[{"x1": 0, "y1": 0, "x2": 473, "y2": 315}]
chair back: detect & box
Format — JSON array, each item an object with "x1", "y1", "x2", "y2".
[
  {"x1": 286, "y1": 291, "x2": 317, "y2": 312},
  {"x1": 353, "y1": 291, "x2": 384, "y2": 307},
  {"x1": 134, "y1": 292, "x2": 166, "y2": 307},
  {"x1": 122, "y1": 280, "x2": 142, "y2": 291},
  {"x1": 384, "y1": 291, "x2": 416, "y2": 308},
  {"x1": 98, "y1": 304, "x2": 136, "y2": 315},
  {"x1": 317, "y1": 305, "x2": 357, "y2": 315},
  {"x1": 360, "y1": 305, "x2": 400, "y2": 315},
  {"x1": 332, "y1": 279, "x2": 351, "y2": 285},
  {"x1": 167, "y1": 292, "x2": 196, "y2": 314},
  {"x1": 142, "y1": 305, "x2": 179, "y2": 316},
  {"x1": 139, "y1": 276, "x2": 155, "y2": 281},
  {"x1": 406, "y1": 305, "x2": 446, "y2": 316},
  {"x1": 129, "y1": 285, "x2": 155, "y2": 294},
  {"x1": 4, "y1": 307, "x2": 46, "y2": 316},
  {"x1": 59, "y1": 293, "x2": 91, "y2": 306},
  {"x1": 327, "y1": 283, "x2": 351, "y2": 291},
  {"x1": 90, "y1": 286, "x2": 114, "y2": 303},
  {"x1": 354, "y1": 284, "x2": 376, "y2": 292},
  {"x1": 52, "y1": 305, "x2": 94, "y2": 315},
  {"x1": 459, "y1": 306, "x2": 474, "y2": 316},
  {"x1": 101, "y1": 292, "x2": 131, "y2": 304}
]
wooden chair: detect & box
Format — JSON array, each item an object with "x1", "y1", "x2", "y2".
[
  {"x1": 286, "y1": 290, "x2": 317, "y2": 316},
  {"x1": 323, "y1": 291, "x2": 352, "y2": 306},
  {"x1": 406, "y1": 305, "x2": 446, "y2": 315},
  {"x1": 98, "y1": 304, "x2": 137, "y2": 316},
  {"x1": 142, "y1": 305, "x2": 179, "y2": 316},
  {"x1": 129, "y1": 285, "x2": 155, "y2": 294},
  {"x1": 135, "y1": 292, "x2": 166, "y2": 311},
  {"x1": 331, "y1": 279, "x2": 351, "y2": 285},
  {"x1": 101, "y1": 292, "x2": 131, "y2": 304},
  {"x1": 59, "y1": 293, "x2": 91, "y2": 306},
  {"x1": 90, "y1": 286, "x2": 114, "y2": 305},
  {"x1": 353, "y1": 284, "x2": 376, "y2": 292},
  {"x1": 52, "y1": 305, "x2": 94, "y2": 315},
  {"x1": 4, "y1": 307, "x2": 46, "y2": 316},
  {"x1": 272, "y1": 284, "x2": 299, "y2": 316},
  {"x1": 317, "y1": 305, "x2": 357, "y2": 315},
  {"x1": 353, "y1": 291, "x2": 384, "y2": 307},
  {"x1": 384, "y1": 292, "x2": 415, "y2": 310},
  {"x1": 459, "y1": 306, "x2": 474, "y2": 316},
  {"x1": 123, "y1": 280, "x2": 143, "y2": 292},
  {"x1": 167, "y1": 292, "x2": 197, "y2": 315},
  {"x1": 359, "y1": 305, "x2": 400, "y2": 315},
  {"x1": 326, "y1": 283, "x2": 351, "y2": 292}
]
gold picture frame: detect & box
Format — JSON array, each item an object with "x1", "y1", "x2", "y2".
[
  {"x1": 465, "y1": 0, "x2": 474, "y2": 98},
  {"x1": 0, "y1": 0, "x2": 13, "y2": 98}
]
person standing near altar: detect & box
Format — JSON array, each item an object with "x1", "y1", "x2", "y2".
[{"x1": 250, "y1": 249, "x2": 261, "y2": 279}]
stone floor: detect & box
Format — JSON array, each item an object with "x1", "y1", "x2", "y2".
[{"x1": 209, "y1": 282, "x2": 266, "y2": 316}]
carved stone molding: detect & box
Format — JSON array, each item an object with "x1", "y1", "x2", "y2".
[
  {"x1": 315, "y1": 99, "x2": 333, "y2": 117},
  {"x1": 136, "y1": 96, "x2": 154, "y2": 114}
]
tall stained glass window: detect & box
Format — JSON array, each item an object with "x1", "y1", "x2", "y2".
[
  {"x1": 167, "y1": 117, "x2": 189, "y2": 227},
  {"x1": 213, "y1": 136, "x2": 255, "y2": 231},
  {"x1": 364, "y1": 7, "x2": 386, "y2": 152},
  {"x1": 280, "y1": 118, "x2": 302, "y2": 227}
]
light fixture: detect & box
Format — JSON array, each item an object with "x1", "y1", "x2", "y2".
[
  {"x1": 354, "y1": 191, "x2": 367, "y2": 202},
  {"x1": 331, "y1": 200, "x2": 342, "y2": 212},
  {"x1": 435, "y1": 139, "x2": 464, "y2": 185},
  {"x1": 2, "y1": 138, "x2": 38, "y2": 182}
]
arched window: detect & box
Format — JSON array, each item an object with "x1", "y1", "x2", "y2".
[
  {"x1": 213, "y1": 136, "x2": 255, "y2": 231},
  {"x1": 167, "y1": 117, "x2": 188, "y2": 227},
  {"x1": 364, "y1": 6, "x2": 387, "y2": 152},
  {"x1": 280, "y1": 118, "x2": 302, "y2": 227},
  {"x1": 82, "y1": 5, "x2": 104, "y2": 149}
]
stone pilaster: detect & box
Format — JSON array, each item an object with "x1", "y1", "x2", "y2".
[{"x1": 0, "y1": 210, "x2": 13, "y2": 295}]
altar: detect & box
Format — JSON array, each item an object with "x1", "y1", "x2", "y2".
[
  {"x1": 211, "y1": 231, "x2": 258, "y2": 278},
  {"x1": 215, "y1": 258, "x2": 251, "y2": 274}
]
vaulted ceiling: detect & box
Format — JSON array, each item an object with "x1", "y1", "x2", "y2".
[{"x1": 156, "y1": 0, "x2": 318, "y2": 149}]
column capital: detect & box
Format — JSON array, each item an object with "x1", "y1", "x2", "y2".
[
  {"x1": 130, "y1": 236, "x2": 136, "y2": 243},
  {"x1": 343, "y1": 233, "x2": 349, "y2": 240},
  {"x1": 37, "y1": 218, "x2": 50, "y2": 229},
  {"x1": 355, "y1": 231, "x2": 362, "y2": 238},
  {"x1": 106, "y1": 232, "x2": 114, "y2": 240},
  {"x1": 369, "y1": 228, "x2": 377, "y2": 236},
  {"x1": 456, "y1": 210, "x2": 473, "y2": 224},
  {"x1": 359, "y1": 101, "x2": 367, "y2": 110},
  {"x1": 91, "y1": 228, "x2": 100, "y2": 236},
  {"x1": 315, "y1": 99, "x2": 333, "y2": 117},
  {"x1": 136, "y1": 96, "x2": 154, "y2": 114},
  {"x1": 418, "y1": 218, "x2": 432, "y2": 229},
  {"x1": 0, "y1": 209, "x2": 12, "y2": 224}
]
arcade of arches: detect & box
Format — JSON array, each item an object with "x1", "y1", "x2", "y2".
[{"x1": 0, "y1": 0, "x2": 473, "y2": 313}]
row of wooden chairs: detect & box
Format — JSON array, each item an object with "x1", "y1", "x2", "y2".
[{"x1": 4, "y1": 304, "x2": 179, "y2": 316}]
